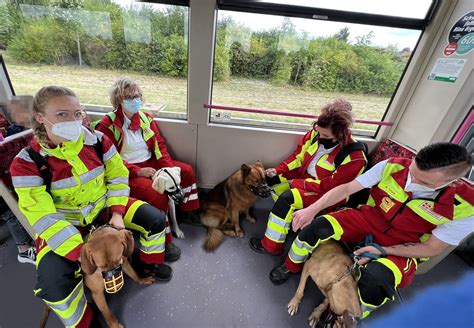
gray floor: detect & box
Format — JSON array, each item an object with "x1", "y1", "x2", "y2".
[{"x1": 0, "y1": 197, "x2": 473, "y2": 328}]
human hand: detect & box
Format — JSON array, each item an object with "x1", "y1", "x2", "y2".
[
  {"x1": 353, "y1": 246, "x2": 385, "y2": 265},
  {"x1": 292, "y1": 207, "x2": 317, "y2": 232},
  {"x1": 138, "y1": 167, "x2": 156, "y2": 178},
  {"x1": 110, "y1": 213, "x2": 125, "y2": 229},
  {"x1": 266, "y1": 168, "x2": 277, "y2": 177}
]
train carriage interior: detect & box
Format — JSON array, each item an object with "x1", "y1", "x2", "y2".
[{"x1": 0, "y1": 0, "x2": 473, "y2": 327}]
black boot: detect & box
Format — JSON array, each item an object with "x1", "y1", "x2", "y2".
[
  {"x1": 143, "y1": 263, "x2": 173, "y2": 281},
  {"x1": 249, "y1": 237, "x2": 280, "y2": 256},
  {"x1": 269, "y1": 263, "x2": 291, "y2": 285},
  {"x1": 165, "y1": 243, "x2": 181, "y2": 262}
]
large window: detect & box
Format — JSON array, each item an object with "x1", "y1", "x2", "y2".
[
  {"x1": 211, "y1": 2, "x2": 435, "y2": 136},
  {"x1": 0, "y1": 0, "x2": 188, "y2": 119}
]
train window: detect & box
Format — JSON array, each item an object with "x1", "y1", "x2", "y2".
[
  {"x1": 210, "y1": 1, "x2": 437, "y2": 137},
  {"x1": 0, "y1": 0, "x2": 189, "y2": 120}
]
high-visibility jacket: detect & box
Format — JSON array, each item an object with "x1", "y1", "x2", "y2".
[
  {"x1": 10, "y1": 129, "x2": 129, "y2": 261},
  {"x1": 94, "y1": 107, "x2": 174, "y2": 179},
  {"x1": 367, "y1": 157, "x2": 474, "y2": 241},
  {"x1": 276, "y1": 129, "x2": 367, "y2": 193}
]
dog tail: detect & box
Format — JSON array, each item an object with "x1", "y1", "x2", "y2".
[{"x1": 203, "y1": 228, "x2": 224, "y2": 252}]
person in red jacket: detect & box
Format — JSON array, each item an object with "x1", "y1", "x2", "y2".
[
  {"x1": 94, "y1": 78, "x2": 200, "y2": 256},
  {"x1": 250, "y1": 99, "x2": 367, "y2": 255}
]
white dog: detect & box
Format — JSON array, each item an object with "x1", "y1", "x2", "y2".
[{"x1": 151, "y1": 167, "x2": 185, "y2": 239}]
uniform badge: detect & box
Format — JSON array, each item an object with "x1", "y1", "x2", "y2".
[{"x1": 380, "y1": 196, "x2": 395, "y2": 213}]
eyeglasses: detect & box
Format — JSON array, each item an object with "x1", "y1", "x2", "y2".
[
  {"x1": 123, "y1": 95, "x2": 141, "y2": 101},
  {"x1": 53, "y1": 110, "x2": 86, "y2": 122}
]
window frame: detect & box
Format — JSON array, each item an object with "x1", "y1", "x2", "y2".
[{"x1": 210, "y1": 1, "x2": 441, "y2": 138}]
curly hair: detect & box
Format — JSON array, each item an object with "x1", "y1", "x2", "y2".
[
  {"x1": 32, "y1": 86, "x2": 76, "y2": 144},
  {"x1": 313, "y1": 99, "x2": 354, "y2": 146},
  {"x1": 109, "y1": 77, "x2": 143, "y2": 110}
]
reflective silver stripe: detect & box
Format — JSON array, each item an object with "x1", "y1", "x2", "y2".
[
  {"x1": 46, "y1": 281, "x2": 83, "y2": 312},
  {"x1": 15, "y1": 149, "x2": 34, "y2": 162},
  {"x1": 288, "y1": 238, "x2": 313, "y2": 263},
  {"x1": 32, "y1": 213, "x2": 64, "y2": 235},
  {"x1": 56, "y1": 194, "x2": 107, "y2": 216},
  {"x1": 79, "y1": 166, "x2": 104, "y2": 185},
  {"x1": 107, "y1": 177, "x2": 129, "y2": 186},
  {"x1": 107, "y1": 188, "x2": 129, "y2": 197},
  {"x1": 103, "y1": 146, "x2": 118, "y2": 162},
  {"x1": 51, "y1": 176, "x2": 77, "y2": 190},
  {"x1": 47, "y1": 225, "x2": 81, "y2": 251},
  {"x1": 12, "y1": 175, "x2": 44, "y2": 188},
  {"x1": 182, "y1": 183, "x2": 197, "y2": 194},
  {"x1": 268, "y1": 213, "x2": 291, "y2": 229},
  {"x1": 139, "y1": 231, "x2": 165, "y2": 253},
  {"x1": 182, "y1": 193, "x2": 198, "y2": 203},
  {"x1": 165, "y1": 225, "x2": 171, "y2": 233},
  {"x1": 264, "y1": 228, "x2": 287, "y2": 243},
  {"x1": 45, "y1": 281, "x2": 87, "y2": 326}
]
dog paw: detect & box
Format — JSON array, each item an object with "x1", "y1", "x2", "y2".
[
  {"x1": 108, "y1": 320, "x2": 124, "y2": 328},
  {"x1": 246, "y1": 216, "x2": 256, "y2": 223},
  {"x1": 287, "y1": 300, "x2": 299, "y2": 316},
  {"x1": 174, "y1": 228, "x2": 185, "y2": 239},
  {"x1": 138, "y1": 276, "x2": 155, "y2": 285},
  {"x1": 236, "y1": 230, "x2": 244, "y2": 238},
  {"x1": 308, "y1": 313, "x2": 320, "y2": 328}
]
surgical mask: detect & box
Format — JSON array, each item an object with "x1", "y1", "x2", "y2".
[
  {"x1": 44, "y1": 118, "x2": 83, "y2": 142},
  {"x1": 123, "y1": 99, "x2": 142, "y2": 114},
  {"x1": 102, "y1": 265, "x2": 124, "y2": 294},
  {"x1": 317, "y1": 135, "x2": 338, "y2": 149},
  {"x1": 404, "y1": 174, "x2": 454, "y2": 193}
]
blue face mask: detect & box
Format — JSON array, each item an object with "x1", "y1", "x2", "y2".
[{"x1": 123, "y1": 99, "x2": 142, "y2": 114}]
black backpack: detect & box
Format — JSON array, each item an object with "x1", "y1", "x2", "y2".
[{"x1": 25, "y1": 139, "x2": 103, "y2": 194}]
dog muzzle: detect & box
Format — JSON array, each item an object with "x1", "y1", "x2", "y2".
[
  {"x1": 169, "y1": 187, "x2": 185, "y2": 204},
  {"x1": 249, "y1": 182, "x2": 272, "y2": 198},
  {"x1": 102, "y1": 265, "x2": 124, "y2": 294}
]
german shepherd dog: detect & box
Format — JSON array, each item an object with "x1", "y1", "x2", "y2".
[
  {"x1": 287, "y1": 240, "x2": 361, "y2": 328},
  {"x1": 201, "y1": 161, "x2": 271, "y2": 251}
]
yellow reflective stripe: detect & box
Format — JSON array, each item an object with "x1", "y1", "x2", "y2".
[
  {"x1": 358, "y1": 288, "x2": 391, "y2": 319},
  {"x1": 287, "y1": 130, "x2": 318, "y2": 170},
  {"x1": 139, "y1": 232, "x2": 166, "y2": 248},
  {"x1": 304, "y1": 178, "x2": 320, "y2": 186},
  {"x1": 36, "y1": 244, "x2": 52, "y2": 268},
  {"x1": 291, "y1": 188, "x2": 304, "y2": 208},
  {"x1": 407, "y1": 200, "x2": 451, "y2": 225},
  {"x1": 366, "y1": 195, "x2": 376, "y2": 206},
  {"x1": 317, "y1": 154, "x2": 335, "y2": 171},
  {"x1": 288, "y1": 237, "x2": 317, "y2": 263},
  {"x1": 267, "y1": 217, "x2": 289, "y2": 235},
  {"x1": 322, "y1": 214, "x2": 344, "y2": 240},
  {"x1": 44, "y1": 281, "x2": 87, "y2": 327},
  {"x1": 375, "y1": 258, "x2": 402, "y2": 286},
  {"x1": 453, "y1": 194, "x2": 474, "y2": 220},
  {"x1": 123, "y1": 200, "x2": 147, "y2": 231},
  {"x1": 271, "y1": 177, "x2": 291, "y2": 199}
]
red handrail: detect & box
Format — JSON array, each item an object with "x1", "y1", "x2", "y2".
[{"x1": 204, "y1": 104, "x2": 394, "y2": 126}]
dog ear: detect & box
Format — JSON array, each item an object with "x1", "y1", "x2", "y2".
[
  {"x1": 254, "y1": 160, "x2": 264, "y2": 168},
  {"x1": 120, "y1": 229, "x2": 134, "y2": 258},
  {"x1": 241, "y1": 164, "x2": 251, "y2": 177},
  {"x1": 80, "y1": 244, "x2": 97, "y2": 275}
]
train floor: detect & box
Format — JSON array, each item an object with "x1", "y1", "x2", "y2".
[{"x1": 0, "y1": 197, "x2": 473, "y2": 328}]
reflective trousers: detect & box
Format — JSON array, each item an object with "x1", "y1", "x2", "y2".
[{"x1": 34, "y1": 199, "x2": 166, "y2": 327}]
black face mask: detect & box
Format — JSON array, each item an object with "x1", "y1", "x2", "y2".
[{"x1": 317, "y1": 135, "x2": 338, "y2": 149}]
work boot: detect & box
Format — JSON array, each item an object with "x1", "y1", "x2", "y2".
[
  {"x1": 249, "y1": 237, "x2": 281, "y2": 256},
  {"x1": 165, "y1": 243, "x2": 181, "y2": 262},
  {"x1": 143, "y1": 263, "x2": 173, "y2": 281},
  {"x1": 269, "y1": 263, "x2": 291, "y2": 285}
]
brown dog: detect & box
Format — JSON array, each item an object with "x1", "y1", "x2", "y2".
[
  {"x1": 80, "y1": 226, "x2": 155, "y2": 328},
  {"x1": 201, "y1": 161, "x2": 271, "y2": 251},
  {"x1": 287, "y1": 240, "x2": 361, "y2": 328}
]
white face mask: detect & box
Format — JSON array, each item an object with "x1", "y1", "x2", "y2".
[
  {"x1": 45, "y1": 118, "x2": 83, "y2": 142},
  {"x1": 404, "y1": 174, "x2": 454, "y2": 193}
]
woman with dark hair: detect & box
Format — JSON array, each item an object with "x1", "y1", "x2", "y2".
[{"x1": 250, "y1": 99, "x2": 368, "y2": 256}]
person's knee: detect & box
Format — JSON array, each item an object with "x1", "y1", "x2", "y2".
[
  {"x1": 358, "y1": 261, "x2": 396, "y2": 307},
  {"x1": 134, "y1": 203, "x2": 166, "y2": 234},
  {"x1": 279, "y1": 190, "x2": 294, "y2": 204},
  {"x1": 298, "y1": 216, "x2": 335, "y2": 242}
]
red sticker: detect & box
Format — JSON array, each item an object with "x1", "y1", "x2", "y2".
[{"x1": 444, "y1": 42, "x2": 457, "y2": 56}]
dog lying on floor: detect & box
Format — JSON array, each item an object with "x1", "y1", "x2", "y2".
[
  {"x1": 200, "y1": 161, "x2": 271, "y2": 251},
  {"x1": 80, "y1": 225, "x2": 155, "y2": 328},
  {"x1": 152, "y1": 166, "x2": 185, "y2": 238},
  {"x1": 287, "y1": 240, "x2": 361, "y2": 328}
]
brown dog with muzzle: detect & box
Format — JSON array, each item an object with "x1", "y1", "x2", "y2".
[{"x1": 80, "y1": 225, "x2": 155, "y2": 328}]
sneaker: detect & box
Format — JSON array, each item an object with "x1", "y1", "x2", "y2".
[
  {"x1": 165, "y1": 243, "x2": 181, "y2": 262},
  {"x1": 143, "y1": 263, "x2": 173, "y2": 281},
  {"x1": 18, "y1": 246, "x2": 36, "y2": 265},
  {"x1": 269, "y1": 263, "x2": 291, "y2": 285},
  {"x1": 249, "y1": 237, "x2": 281, "y2": 256}
]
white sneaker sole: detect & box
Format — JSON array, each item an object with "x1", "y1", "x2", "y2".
[{"x1": 17, "y1": 255, "x2": 36, "y2": 265}]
